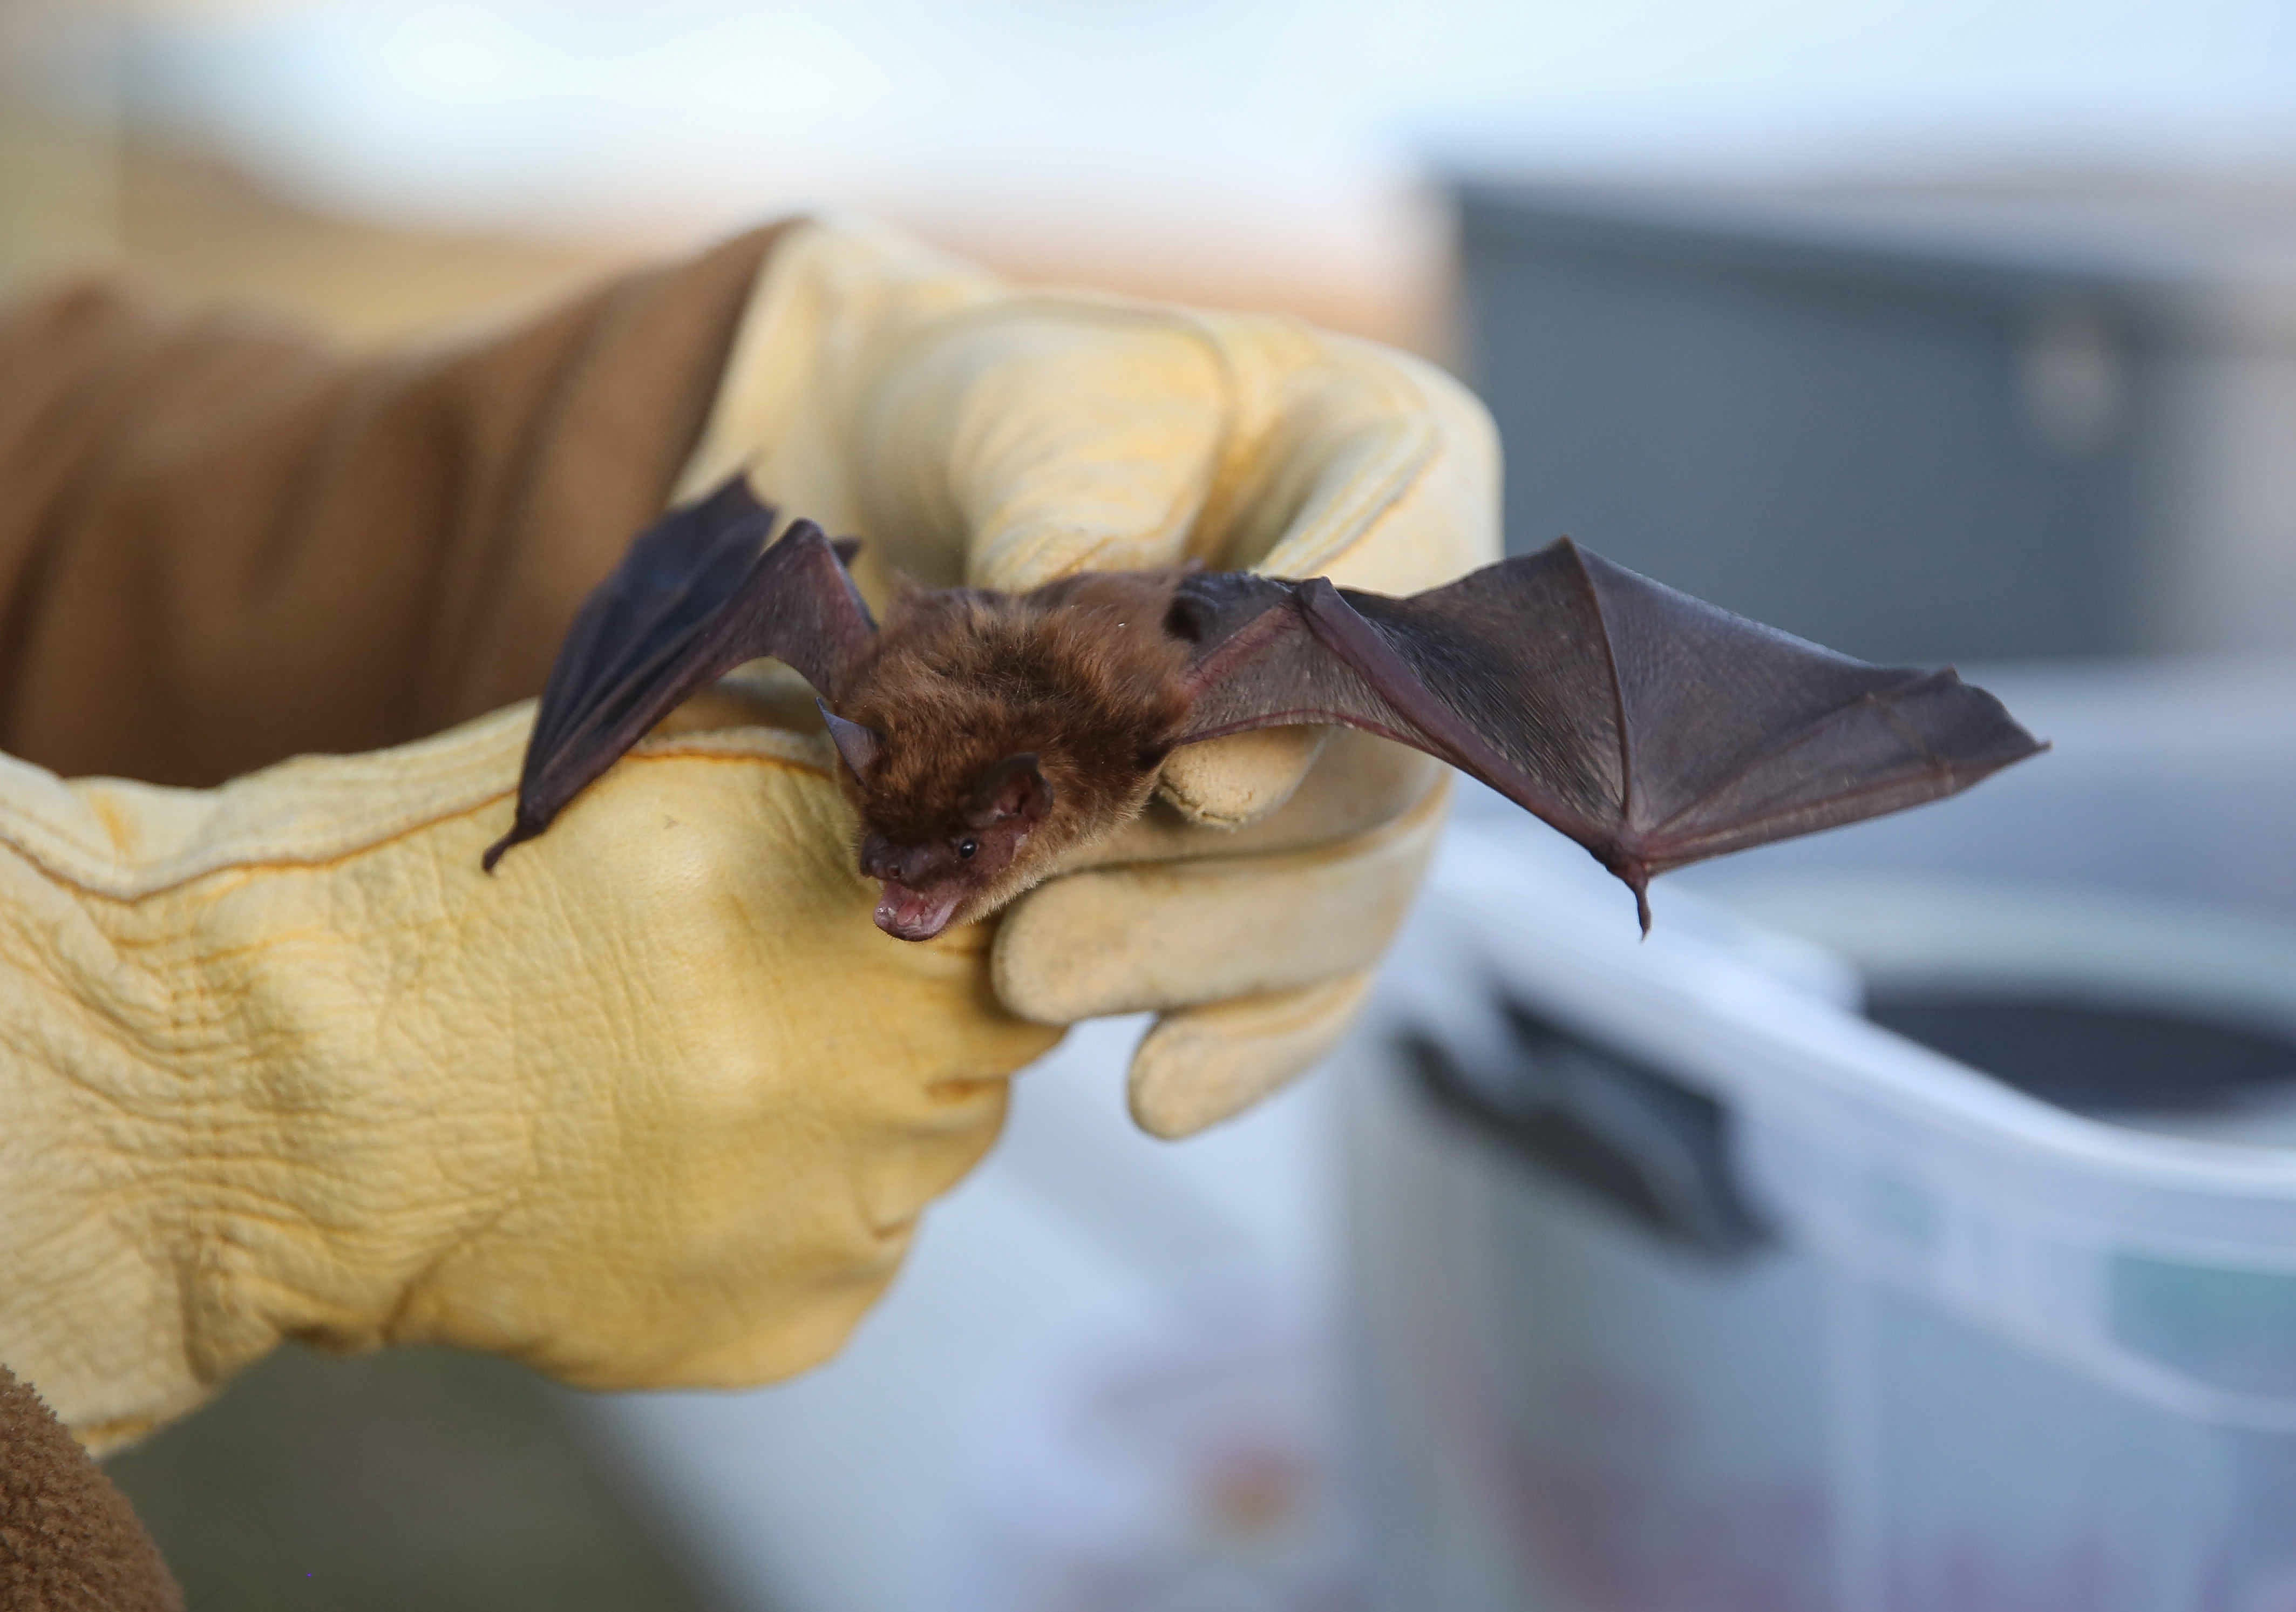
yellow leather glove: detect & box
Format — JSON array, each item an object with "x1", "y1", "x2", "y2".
[
  {"x1": 0, "y1": 710, "x2": 1050, "y2": 1454},
  {"x1": 0, "y1": 219, "x2": 1497, "y2": 1454},
  {"x1": 676, "y1": 219, "x2": 1501, "y2": 1137}
]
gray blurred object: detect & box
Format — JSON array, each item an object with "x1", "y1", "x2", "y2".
[
  {"x1": 101, "y1": 1346, "x2": 722, "y2": 1612},
  {"x1": 1454, "y1": 174, "x2": 2296, "y2": 663}
]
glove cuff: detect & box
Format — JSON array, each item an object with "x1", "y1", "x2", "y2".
[
  {"x1": 0, "y1": 709, "x2": 796, "y2": 1446},
  {"x1": 0, "y1": 715, "x2": 543, "y2": 1449}
]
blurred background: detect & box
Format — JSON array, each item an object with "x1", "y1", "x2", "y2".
[{"x1": 10, "y1": 2, "x2": 2296, "y2": 1609}]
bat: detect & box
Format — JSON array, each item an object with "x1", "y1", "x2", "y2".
[{"x1": 484, "y1": 475, "x2": 2044, "y2": 939}]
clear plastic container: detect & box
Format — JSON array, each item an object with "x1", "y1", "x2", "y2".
[{"x1": 1336, "y1": 664, "x2": 2296, "y2": 1612}]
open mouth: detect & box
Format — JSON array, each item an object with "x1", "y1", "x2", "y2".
[{"x1": 874, "y1": 880, "x2": 963, "y2": 942}]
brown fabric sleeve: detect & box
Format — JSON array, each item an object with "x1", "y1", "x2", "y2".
[
  {"x1": 0, "y1": 1364, "x2": 184, "y2": 1612},
  {"x1": 0, "y1": 224, "x2": 787, "y2": 787}
]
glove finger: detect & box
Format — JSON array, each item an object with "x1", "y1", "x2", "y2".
[
  {"x1": 1245, "y1": 338, "x2": 1503, "y2": 592},
  {"x1": 1126, "y1": 969, "x2": 1374, "y2": 1140},
  {"x1": 858, "y1": 302, "x2": 1231, "y2": 591},
  {"x1": 1066, "y1": 729, "x2": 1441, "y2": 873},
  {"x1": 993, "y1": 776, "x2": 1448, "y2": 1025},
  {"x1": 1152, "y1": 727, "x2": 1326, "y2": 829}
]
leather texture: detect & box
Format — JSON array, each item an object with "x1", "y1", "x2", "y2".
[{"x1": 0, "y1": 707, "x2": 1051, "y2": 1454}]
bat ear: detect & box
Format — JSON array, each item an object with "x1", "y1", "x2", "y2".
[
  {"x1": 817, "y1": 700, "x2": 881, "y2": 779},
  {"x1": 967, "y1": 753, "x2": 1052, "y2": 828},
  {"x1": 831, "y1": 536, "x2": 862, "y2": 567}
]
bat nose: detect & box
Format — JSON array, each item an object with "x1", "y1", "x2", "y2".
[{"x1": 859, "y1": 839, "x2": 940, "y2": 886}]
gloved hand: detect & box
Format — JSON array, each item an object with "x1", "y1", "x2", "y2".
[
  {"x1": 0, "y1": 706, "x2": 1054, "y2": 1455},
  {"x1": 0, "y1": 219, "x2": 1498, "y2": 1452},
  {"x1": 676, "y1": 219, "x2": 1501, "y2": 1136}
]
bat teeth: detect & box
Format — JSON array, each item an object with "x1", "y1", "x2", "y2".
[{"x1": 873, "y1": 879, "x2": 961, "y2": 942}]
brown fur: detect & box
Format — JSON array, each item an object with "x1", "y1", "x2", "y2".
[
  {"x1": 0, "y1": 1364, "x2": 184, "y2": 1612},
  {"x1": 836, "y1": 571, "x2": 1196, "y2": 920}
]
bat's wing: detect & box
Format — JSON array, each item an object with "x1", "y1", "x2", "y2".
[
  {"x1": 1171, "y1": 539, "x2": 2045, "y2": 929},
  {"x1": 483, "y1": 475, "x2": 877, "y2": 870}
]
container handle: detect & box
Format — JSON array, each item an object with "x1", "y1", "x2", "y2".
[{"x1": 1402, "y1": 999, "x2": 1770, "y2": 1260}]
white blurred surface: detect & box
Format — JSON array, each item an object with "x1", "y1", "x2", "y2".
[{"x1": 97, "y1": 1, "x2": 2296, "y2": 220}]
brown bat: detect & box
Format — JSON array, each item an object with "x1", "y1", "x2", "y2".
[{"x1": 483, "y1": 476, "x2": 2044, "y2": 939}]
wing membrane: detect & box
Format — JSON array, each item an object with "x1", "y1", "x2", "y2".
[
  {"x1": 484, "y1": 476, "x2": 877, "y2": 869},
  {"x1": 1174, "y1": 541, "x2": 2044, "y2": 927}
]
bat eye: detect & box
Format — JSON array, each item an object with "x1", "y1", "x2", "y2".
[{"x1": 957, "y1": 837, "x2": 978, "y2": 859}]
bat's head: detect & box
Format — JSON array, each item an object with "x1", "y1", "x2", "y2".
[
  {"x1": 827, "y1": 704, "x2": 1158, "y2": 941},
  {"x1": 849, "y1": 744, "x2": 1059, "y2": 940},
  {"x1": 820, "y1": 579, "x2": 1195, "y2": 940}
]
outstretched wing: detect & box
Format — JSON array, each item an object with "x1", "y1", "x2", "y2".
[
  {"x1": 1170, "y1": 539, "x2": 2045, "y2": 929},
  {"x1": 483, "y1": 475, "x2": 877, "y2": 870}
]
